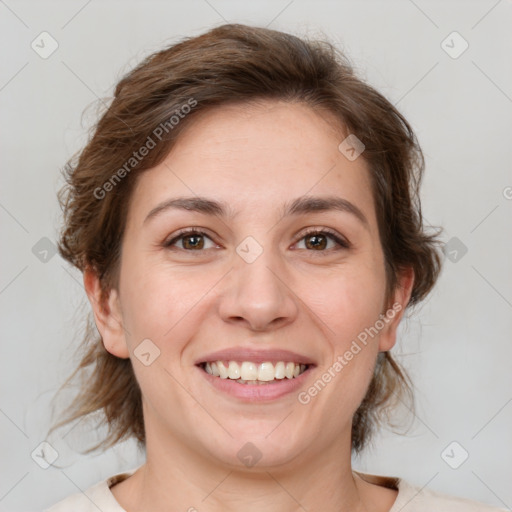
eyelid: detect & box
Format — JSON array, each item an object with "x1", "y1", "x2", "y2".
[
  {"x1": 164, "y1": 226, "x2": 351, "y2": 254},
  {"x1": 164, "y1": 227, "x2": 217, "y2": 248},
  {"x1": 293, "y1": 227, "x2": 351, "y2": 250}
]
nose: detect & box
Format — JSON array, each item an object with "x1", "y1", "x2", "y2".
[{"x1": 218, "y1": 248, "x2": 299, "y2": 332}]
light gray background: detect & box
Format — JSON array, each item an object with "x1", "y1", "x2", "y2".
[{"x1": 1, "y1": 1, "x2": 511, "y2": 510}]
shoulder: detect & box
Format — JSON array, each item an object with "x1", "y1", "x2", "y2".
[
  {"x1": 44, "y1": 468, "x2": 138, "y2": 512},
  {"x1": 392, "y1": 478, "x2": 508, "y2": 512},
  {"x1": 355, "y1": 471, "x2": 507, "y2": 512}
]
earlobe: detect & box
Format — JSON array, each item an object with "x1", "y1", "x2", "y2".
[
  {"x1": 83, "y1": 267, "x2": 130, "y2": 359},
  {"x1": 378, "y1": 267, "x2": 415, "y2": 352}
]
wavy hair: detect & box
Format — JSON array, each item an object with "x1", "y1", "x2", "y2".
[{"x1": 51, "y1": 23, "x2": 443, "y2": 454}]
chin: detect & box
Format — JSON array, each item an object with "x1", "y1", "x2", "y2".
[{"x1": 198, "y1": 424, "x2": 308, "y2": 471}]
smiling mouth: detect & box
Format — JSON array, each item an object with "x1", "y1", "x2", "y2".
[{"x1": 198, "y1": 360, "x2": 311, "y2": 385}]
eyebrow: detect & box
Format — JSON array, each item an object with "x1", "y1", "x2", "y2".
[{"x1": 143, "y1": 195, "x2": 369, "y2": 229}]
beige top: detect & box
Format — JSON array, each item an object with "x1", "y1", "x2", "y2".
[{"x1": 45, "y1": 467, "x2": 507, "y2": 511}]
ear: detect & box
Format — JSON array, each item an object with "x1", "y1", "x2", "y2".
[
  {"x1": 83, "y1": 267, "x2": 130, "y2": 359},
  {"x1": 378, "y1": 267, "x2": 415, "y2": 352}
]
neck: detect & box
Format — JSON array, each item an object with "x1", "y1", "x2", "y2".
[{"x1": 113, "y1": 424, "x2": 371, "y2": 512}]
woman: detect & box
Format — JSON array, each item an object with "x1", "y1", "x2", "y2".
[{"x1": 46, "y1": 23, "x2": 505, "y2": 511}]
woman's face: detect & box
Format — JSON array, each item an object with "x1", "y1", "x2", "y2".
[{"x1": 88, "y1": 100, "x2": 412, "y2": 470}]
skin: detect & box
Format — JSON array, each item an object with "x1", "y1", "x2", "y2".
[{"x1": 84, "y1": 100, "x2": 414, "y2": 512}]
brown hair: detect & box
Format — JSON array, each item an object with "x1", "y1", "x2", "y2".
[{"x1": 53, "y1": 23, "x2": 443, "y2": 454}]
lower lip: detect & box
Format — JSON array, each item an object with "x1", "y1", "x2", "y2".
[{"x1": 197, "y1": 366, "x2": 314, "y2": 401}]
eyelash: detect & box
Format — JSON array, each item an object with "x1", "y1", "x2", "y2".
[{"x1": 163, "y1": 227, "x2": 350, "y2": 255}]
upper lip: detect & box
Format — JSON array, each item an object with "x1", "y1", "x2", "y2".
[{"x1": 195, "y1": 348, "x2": 316, "y2": 366}]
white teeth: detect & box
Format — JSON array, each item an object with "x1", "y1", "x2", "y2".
[
  {"x1": 202, "y1": 360, "x2": 308, "y2": 381},
  {"x1": 211, "y1": 362, "x2": 220, "y2": 377},
  {"x1": 217, "y1": 361, "x2": 229, "y2": 379},
  {"x1": 240, "y1": 361, "x2": 258, "y2": 380},
  {"x1": 228, "y1": 361, "x2": 240, "y2": 379},
  {"x1": 285, "y1": 362, "x2": 295, "y2": 379},
  {"x1": 258, "y1": 362, "x2": 275, "y2": 381},
  {"x1": 274, "y1": 361, "x2": 285, "y2": 379}
]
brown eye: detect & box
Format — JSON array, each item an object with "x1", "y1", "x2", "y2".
[
  {"x1": 295, "y1": 229, "x2": 350, "y2": 252},
  {"x1": 164, "y1": 230, "x2": 216, "y2": 251},
  {"x1": 181, "y1": 234, "x2": 205, "y2": 250},
  {"x1": 304, "y1": 233, "x2": 328, "y2": 250}
]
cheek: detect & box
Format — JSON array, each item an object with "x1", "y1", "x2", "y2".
[
  {"x1": 298, "y1": 260, "x2": 387, "y2": 345},
  {"x1": 119, "y1": 258, "x2": 220, "y2": 347},
  {"x1": 305, "y1": 261, "x2": 387, "y2": 408}
]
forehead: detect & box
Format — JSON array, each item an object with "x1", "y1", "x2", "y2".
[
  {"x1": 168, "y1": 100, "x2": 348, "y2": 178},
  {"x1": 127, "y1": 100, "x2": 376, "y2": 228}
]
